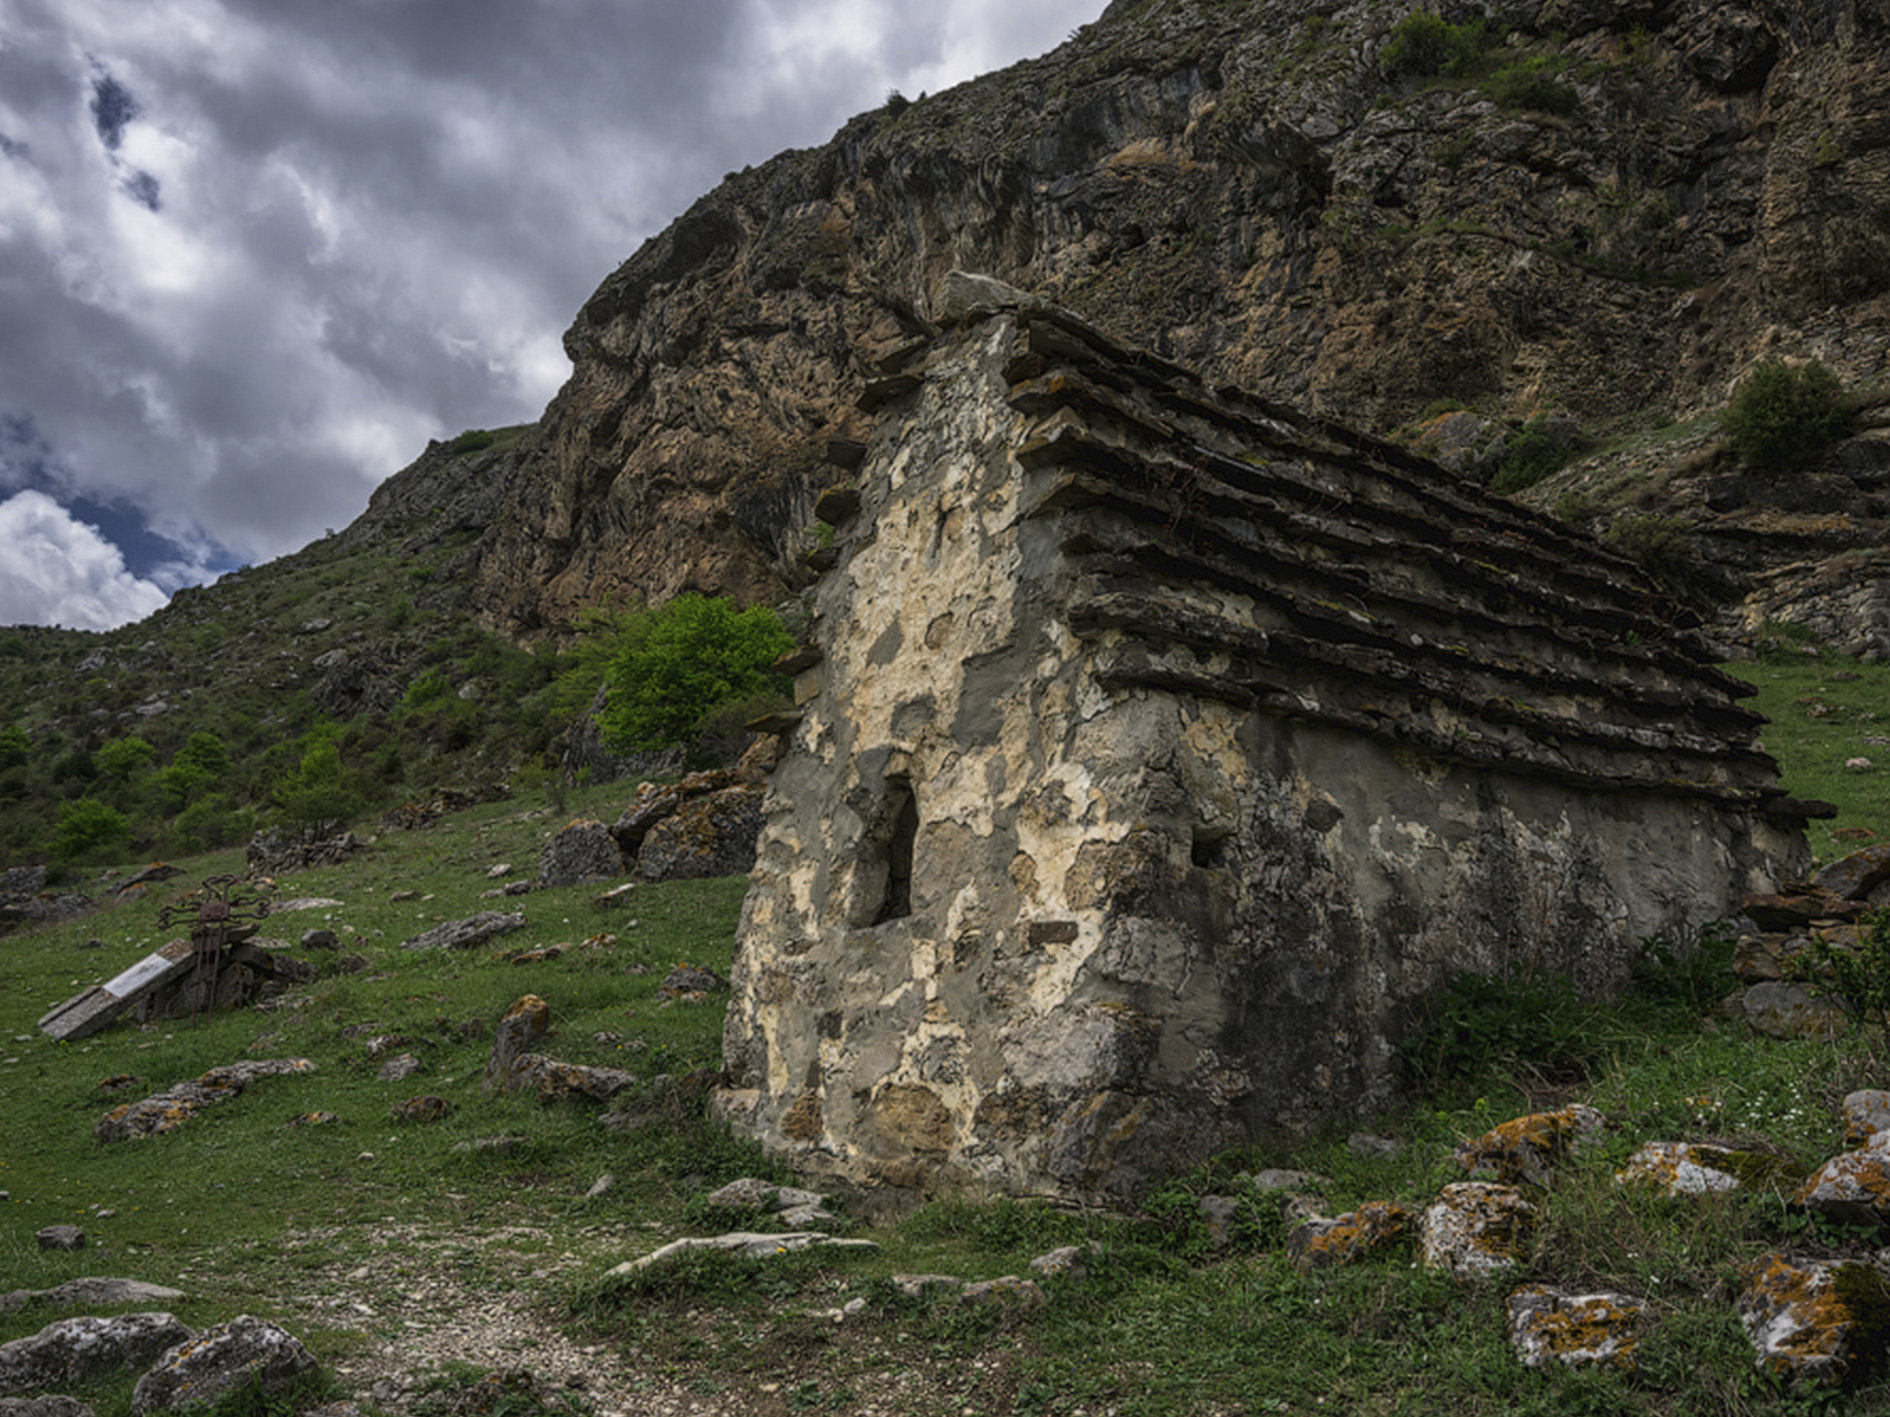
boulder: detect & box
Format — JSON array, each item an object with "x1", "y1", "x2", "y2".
[
  {"x1": 635, "y1": 784, "x2": 765, "y2": 882},
  {"x1": 536, "y1": 820, "x2": 624, "y2": 889},
  {"x1": 34, "y1": 1227, "x2": 84, "y2": 1252},
  {"x1": 1794, "y1": 1141, "x2": 1890, "y2": 1227},
  {"x1": 483, "y1": 994, "x2": 551, "y2": 1095},
  {"x1": 1454, "y1": 1104, "x2": 1606, "y2": 1186},
  {"x1": 1287, "y1": 1201, "x2": 1410, "y2": 1272},
  {"x1": 1419, "y1": 1183, "x2": 1536, "y2": 1280},
  {"x1": 129, "y1": 1316, "x2": 317, "y2": 1417},
  {"x1": 1615, "y1": 1141, "x2": 1798, "y2": 1195},
  {"x1": 503, "y1": 1054, "x2": 638, "y2": 1104},
  {"x1": 0, "y1": 1314, "x2": 193, "y2": 1391},
  {"x1": 656, "y1": 963, "x2": 725, "y2": 1000},
  {"x1": 1845, "y1": 1090, "x2": 1890, "y2": 1148},
  {"x1": 1507, "y1": 1285, "x2": 1649, "y2": 1370},
  {"x1": 389, "y1": 1096, "x2": 450, "y2": 1123},
  {"x1": 1814, "y1": 844, "x2": 1890, "y2": 902},
  {"x1": 1742, "y1": 982, "x2": 1851, "y2": 1040},
  {"x1": 1738, "y1": 1252, "x2": 1890, "y2": 1386}
]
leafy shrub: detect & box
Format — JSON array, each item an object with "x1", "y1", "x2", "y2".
[
  {"x1": 96, "y1": 734, "x2": 157, "y2": 779},
  {"x1": 1487, "y1": 56, "x2": 1578, "y2": 113},
  {"x1": 158, "y1": 731, "x2": 231, "y2": 809},
  {"x1": 0, "y1": 724, "x2": 28, "y2": 771},
  {"x1": 1601, "y1": 512, "x2": 1699, "y2": 591},
  {"x1": 1382, "y1": 11, "x2": 1487, "y2": 77},
  {"x1": 273, "y1": 734, "x2": 368, "y2": 835},
  {"x1": 598, "y1": 594, "x2": 794, "y2": 752},
  {"x1": 173, "y1": 793, "x2": 254, "y2": 851},
  {"x1": 51, "y1": 798, "x2": 131, "y2": 861},
  {"x1": 404, "y1": 669, "x2": 452, "y2": 708},
  {"x1": 1399, "y1": 970, "x2": 1601, "y2": 1088},
  {"x1": 1490, "y1": 417, "x2": 1583, "y2": 494},
  {"x1": 1796, "y1": 909, "x2": 1890, "y2": 1045},
  {"x1": 1722, "y1": 359, "x2": 1848, "y2": 472},
  {"x1": 446, "y1": 428, "x2": 498, "y2": 454}
]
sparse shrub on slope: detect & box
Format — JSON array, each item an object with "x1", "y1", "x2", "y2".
[{"x1": 1722, "y1": 358, "x2": 1849, "y2": 472}]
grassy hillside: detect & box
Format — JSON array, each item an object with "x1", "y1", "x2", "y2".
[{"x1": 3, "y1": 650, "x2": 1890, "y2": 1415}]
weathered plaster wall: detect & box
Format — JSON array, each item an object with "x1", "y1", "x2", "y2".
[{"x1": 718, "y1": 287, "x2": 1808, "y2": 1204}]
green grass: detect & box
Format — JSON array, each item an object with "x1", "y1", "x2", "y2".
[{"x1": 9, "y1": 657, "x2": 1890, "y2": 1414}]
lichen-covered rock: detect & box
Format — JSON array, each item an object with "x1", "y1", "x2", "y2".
[
  {"x1": 483, "y1": 994, "x2": 550, "y2": 1094},
  {"x1": 1507, "y1": 1285, "x2": 1650, "y2": 1370},
  {"x1": 1843, "y1": 1089, "x2": 1890, "y2": 1148},
  {"x1": 1742, "y1": 982, "x2": 1851, "y2": 1040},
  {"x1": 536, "y1": 819, "x2": 624, "y2": 888},
  {"x1": 1455, "y1": 1104, "x2": 1606, "y2": 1185},
  {"x1": 505, "y1": 1054, "x2": 638, "y2": 1104},
  {"x1": 635, "y1": 784, "x2": 764, "y2": 882},
  {"x1": 656, "y1": 963, "x2": 726, "y2": 999},
  {"x1": 95, "y1": 1060, "x2": 316, "y2": 1143},
  {"x1": 398, "y1": 911, "x2": 527, "y2": 952},
  {"x1": 1287, "y1": 1201, "x2": 1410, "y2": 1272},
  {"x1": 1616, "y1": 1141, "x2": 1797, "y2": 1195},
  {"x1": 1737, "y1": 1252, "x2": 1890, "y2": 1387},
  {"x1": 606, "y1": 1232, "x2": 878, "y2": 1274},
  {"x1": 1419, "y1": 1183, "x2": 1537, "y2": 1279},
  {"x1": 0, "y1": 1313, "x2": 193, "y2": 1391},
  {"x1": 389, "y1": 1095, "x2": 450, "y2": 1123},
  {"x1": 129, "y1": 1315, "x2": 316, "y2": 1417},
  {"x1": 1794, "y1": 1142, "x2": 1890, "y2": 1228}
]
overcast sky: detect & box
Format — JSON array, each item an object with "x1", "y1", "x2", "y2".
[{"x1": 0, "y1": 0, "x2": 1099, "y2": 631}]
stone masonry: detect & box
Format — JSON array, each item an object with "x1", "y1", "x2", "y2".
[{"x1": 716, "y1": 273, "x2": 1816, "y2": 1205}]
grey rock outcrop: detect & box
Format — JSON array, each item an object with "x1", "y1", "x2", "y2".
[
  {"x1": 129, "y1": 1316, "x2": 317, "y2": 1417},
  {"x1": 0, "y1": 1314, "x2": 193, "y2": 1392},
  {"x1": 399, "y1": 911, "x2": 527, "y2": 951}
]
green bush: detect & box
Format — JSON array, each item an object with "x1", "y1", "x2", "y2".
[
  {"x1": 0, "y1": 724, "x2": 28, "y2": 771},
  {"x1": 96, "y1": 734, "x2": 157, "y2": 779},
  {"x1": 158, "y1": 731, "x2": 231, "y2": 809},
  {"x1": 598, "y1": 594, "x2": 794, "y2": 752},
  {"x1": 1722, "y1": 359, "x2": 1848, "y2": 472},
  {"x1": 1487, "y1": 56, "x2": 1577, "y2": 114},
  {"x1": 273, "y1": 734, "x2": 369, "y2": 835},
  {"x1": 1382, "y1": 11, "x2": 1487, "y2": 77},
  {"x1": 1489, "y1": 417, "x2": 1581, "y2": 494},
  {"x1": 51, "y1": 798, "x2": 131, "y2": 861}
]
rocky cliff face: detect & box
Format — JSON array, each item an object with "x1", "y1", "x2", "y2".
[{"x1": 470, "y1": 0, "x2": 1889, "y2": 637}]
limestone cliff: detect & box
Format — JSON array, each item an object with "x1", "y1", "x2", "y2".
[{"x1": 472, "y1": 0, "x2": 1889, "y2": 636}]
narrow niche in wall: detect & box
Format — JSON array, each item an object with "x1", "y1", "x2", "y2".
[
  {"x1": 873, "y1": 776, "x2": 919, "y2": 924},
  {"x1": 1191, "y1": 825, "x2": 1232, "y2": 871}
]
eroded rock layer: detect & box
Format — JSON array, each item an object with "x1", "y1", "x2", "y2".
[{"x1": 717, "y1": 278, "x2": 1808, "y2": 1203}]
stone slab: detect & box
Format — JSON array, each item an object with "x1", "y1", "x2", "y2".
[{"x1": 38, "y1": 940, "x2": 193, "y2": 1042}]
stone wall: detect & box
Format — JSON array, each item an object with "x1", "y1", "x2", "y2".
[{"x1": 716, "y1": 276, "x2": 1814, "y2": 1205}]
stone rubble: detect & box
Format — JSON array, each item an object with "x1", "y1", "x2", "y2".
[{"x1": 94, "y1": 1060, "x2": 316, "y2": 1143}]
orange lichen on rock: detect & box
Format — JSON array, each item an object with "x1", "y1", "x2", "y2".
[
  {"x1": 1455, "y1": 1104, "x2": 1606, "y2": 1185},
  {"x1": 1507, "y1": 1285, "x2": 1650, "y2": 1370},
  {"x1": 1420, "y1": 1182, "x2": 1537, "y2": 1279},
  {"x1": 1287, "y1": 1201, "x2": 1410, "y2": 1272},
  {"x1": 1737, "y1": 1251, "x2": 1890, "y2": 1387}
]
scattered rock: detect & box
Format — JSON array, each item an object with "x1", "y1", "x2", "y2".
[
  {"x1": 390, "y1": 1096, "x2": 451, "y2": 1123},
  {"x1": 504, "y1": 1055, "x2": 638, "y2": 1104},
  {"x1": 1455, "y1": 1104, "x2": 1606, "y2": 1185},
  {"x1": 585, "y1": 1174, "x2": 616, "y2": 1199},
  {"x1": 890, "y1": 1274, "x2": 964, "y2": 1299},
  {"x1": 1814, "y1": 844, "x2": 1890, "y2": 901},
  {"x1": 96, "y1": 1060, "x2": 317, "y2": 1142},
  {"x1": 286, "y1": 1111, "x2": 339, "y2": 1128},
  {"x1": 1843, "y1": 1090, "x2": 1890, "y2": 1148},
  {"x1": 959, "y1": 1277, "x2": 1046, "y2": 1307},
  {"x1": 246, "y1": 830, "x2": 366, "y2": 875},
  {"x1": 34, "y1": 1227, "x2": 83, "y2": 1252},
  {"x1": 537, "y1": 820, "x2": 625, "y2": 889},
  {"x1": 1288, "y1": 1202, "x2": 1411, "y2": 1272},
  {"x1": 1197, "y1": 1195, "x2": 1243, "y2": 1250},
  {"x1": 0, "y1": 1313, "x2": 193, "y2": 1391},
  {"x1": 129, "y1": 1315, "x2": 317, "y2": 1417},
  {"x1": 0, "y1": 1279, "x2": 183, "y2": 1314},
  {"x1": 656, "y1": 963, "x2": 725, "y2": 1000},
  {"x1": 0, "y1": 1396, "x2": 97, "y2": 1417},
  {"x1": 1737, "y1": 1252, "x2": 1890, "y2": 1386},
  {"x1": 1742, "y1": 982, "x2": 1852, "y2": 1040},
  {"x1": 483, "y1": 996, "x2": 550, "y2": 1094},
  {"x1": 1347, "y1": 1133, "x2": 1404, "y2": 1160},
  {"x1": 300, "y1": 929, "x2": 338, "y2": 950},
  {"x1": 1419, "y1": 1183, "x2": 1537, "y2": 1280},
  {"x1": 1616, "y1": 1142, "x2": 1798, "y2": 1196},
  {"x1": 1507, "y1": 1285, "x2": 1650, "y2": 1370},
  {"x1": 1794, "y1": 1141, "x2": 1890, "y2": 1227},
  {"x1": 634, "y1": 784, "x2": 765, "y2": 882},
  {"x1": 607, "y1": 1232, "x2": 878, "y2": 1274},
  {"x1": 376, "y1": 1054, "x2": 423, "y2": 1083},
  {"x1": 399, "y1": 911, "x2": 528, "y2": 951}
]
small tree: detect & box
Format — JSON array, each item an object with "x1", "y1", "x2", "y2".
[
  {"x1": 158, "y1": 731, "x2": 230, "y2": 809},
  {"x1": 1723, "y1": 359, "x2": 1848, "y2": 473},
  {"x1": 96, "y1": 735, "x2": 157, "y2": 780},
  {"x1": 273, "y1": 738, "x2": 367, "y2": 837},
  {"x1": 598, "y1": 594, "x2": 793, "y2": 752},
  {"x1": 51, "y1": 799, "x2": 130, "y2": 862}
]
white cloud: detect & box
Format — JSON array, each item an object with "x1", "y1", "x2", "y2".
[{"x1": 0, "y1": 490, "x2": 169, "y2": 630}]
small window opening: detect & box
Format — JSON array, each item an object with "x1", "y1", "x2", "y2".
[
  {"x1": 874, "y1": 778, "x2": 919, "y2": 923},
  {"x1": 1191, "y1": 827, "x2": 1231, "y2": 870}
]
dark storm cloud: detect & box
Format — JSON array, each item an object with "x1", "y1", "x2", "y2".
[
  {"x1": 0, "y1": 0, "x2": 1103, "y2": 628},
  {"x1": 88, "y1": 68, "x2": 137, "y2": 150}
]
